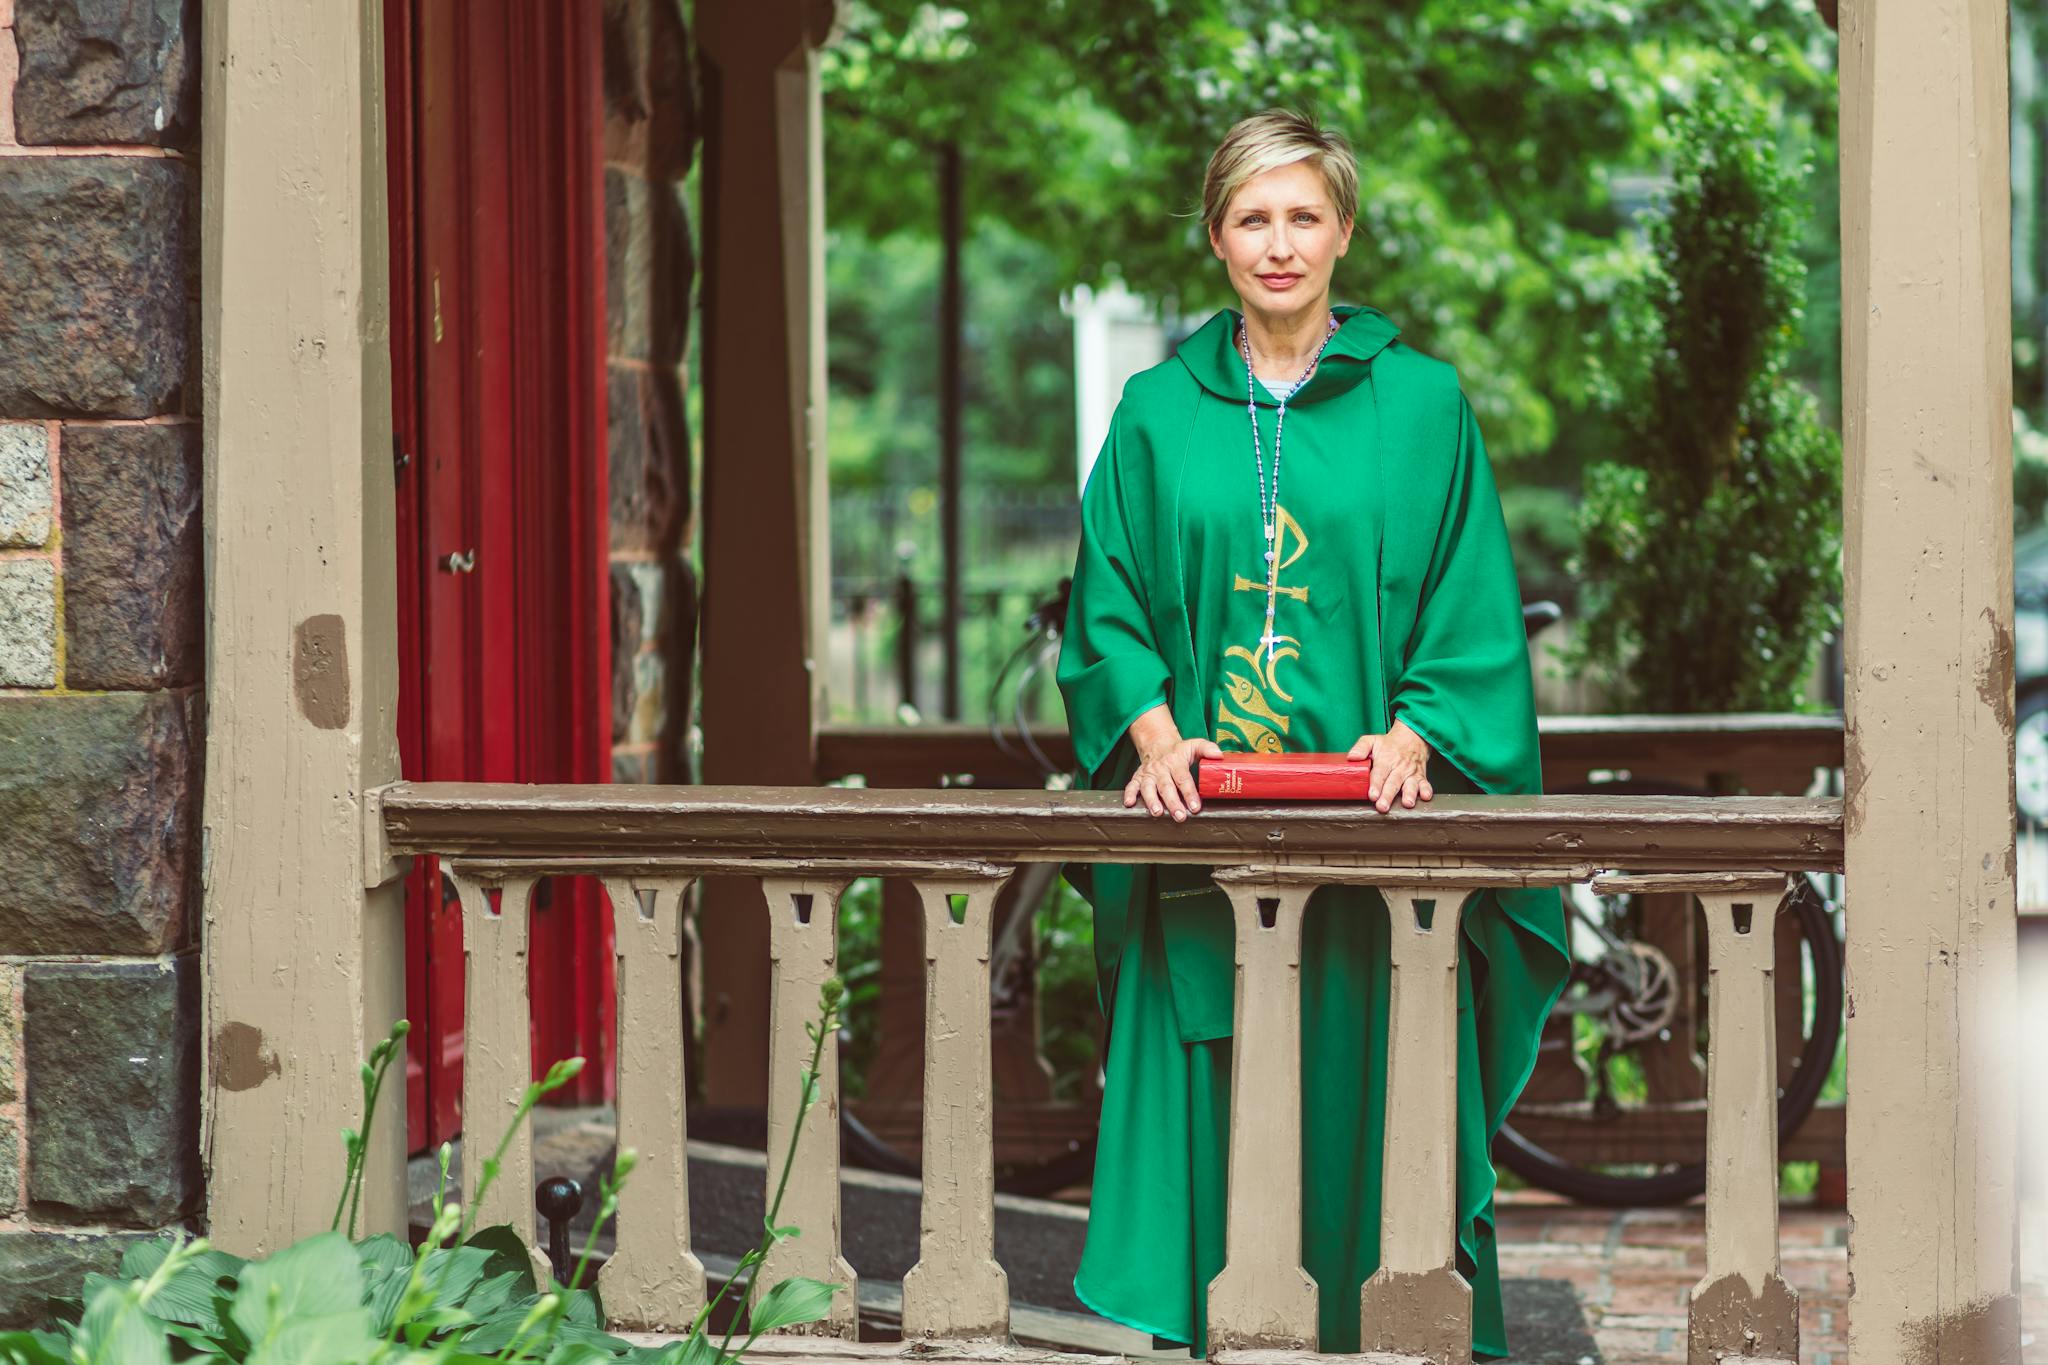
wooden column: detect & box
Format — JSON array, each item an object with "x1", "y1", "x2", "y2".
[
  {"x1": 451, "y1": 873, "x2": 550, "y2": 1287},
  {"x1": 756, "y1": 875, "x2": 859, "y2": 1339},
  {"x1": 1689, "y1": 884, "x2": 1799, "y2": 1365},
  {"x1": 693, "y1": 0, "x2": 836, "y2": 1108},
  {"x1": 1841, "y1": 1, "x2": 2023, "y2": 1358},
  {"x1": 1360, "y1": 886, "x2": 1473, "y2": 1365},
  {"x1": 1205, "y1": 878, "x2": 1318, "y2": 1352},
  {"x1": 198, "y1": 0, "x2": 410, "y2": 1252},
  {"x1": 600, "y1": 877, "x2": 706, "y2": 1332},
  {"x1": 900, "y1": 872, "x2": 1013, "y2": 1341}
]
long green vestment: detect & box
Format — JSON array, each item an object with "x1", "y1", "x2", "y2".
[{"x1": 1055, "y1": 303, "x2": 1570, "y2": 1361}]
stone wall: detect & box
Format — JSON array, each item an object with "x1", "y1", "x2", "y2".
[
  {"x1": 603, "y1": 0, "x2": 699, "y2": 784},
  {"x1": 0, "y1": 0, "x2": 202, "y2": 1323}
]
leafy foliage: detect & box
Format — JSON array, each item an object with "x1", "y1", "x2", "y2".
[
  {"x1": 1566, "y1": 84, "x2": 1841, "y2": 713},
  {"x1": 824, "y1": 0, "x2": 1840, "y2": 463},
  {"x1": 0, "y1": 985, "x2": 851, "y2": 1365}
]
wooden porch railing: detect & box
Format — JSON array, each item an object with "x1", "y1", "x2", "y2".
[{"x1": 381, "y1": 784, "x2": 1841, "y2": 1365}]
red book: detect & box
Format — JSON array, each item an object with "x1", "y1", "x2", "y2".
[{"x1": 1194, "y1": 752, "x2": 1374, "y2": 800}]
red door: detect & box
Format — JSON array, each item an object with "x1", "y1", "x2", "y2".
[{"x1": 386, "y1": 0, "x2": 614, "y2": 1153}]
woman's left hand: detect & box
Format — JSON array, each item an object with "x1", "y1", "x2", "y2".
[{"x1": 1346, "y1": 720, "x2": 1434, "y2": 813}]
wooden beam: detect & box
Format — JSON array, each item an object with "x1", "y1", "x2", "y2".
[
  {"x1": 812, "y1": 713, "x2": 1845, "y2": 791},
  {"x1": 383, "y1": 783, "x2": 1843, "y2": 873},
  {"x1": 1840, "y1": 0, "x2": 2022, "y2": 1358},
  {"x1": 693, "y1": 0, "x2": 836, "y2": 1106},
  {"x1": 197, "y1": 0, "x2": 410, "y2": 1253}
]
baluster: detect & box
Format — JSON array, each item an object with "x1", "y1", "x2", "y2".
[
  {"x1": 1690, "y1": 881, "x2": 1800, "y2": 1365},
  {"x1": 1360, "y1": 885, "x2": 1475, "y2": 1365},
  {"x1": 1206, "y1": 877, "x2": 1319, "y2": 1352},
  {"x1": 756, "y1": 875, "x2": 860, "y2": 1338},
  {"x1": 901, "y1": 871, "x2": 1014, "y2": 1341},
  {"x1": 597, "y1": 877, "x2": 706, "y2": 1332},
  {"x1": 451, "y1": 870, "x2": 551, "y2": 1286}
]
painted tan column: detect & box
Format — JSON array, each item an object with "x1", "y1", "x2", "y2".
[
  {"x1": 452, "y1": 874, "x2": 551, "y2": 1287},
  {"x1": 901, "y1": 873, "x2": 1014, "y2": 1341},
  {"x1": 693, "y1": 0, "x2": 837, "y2": 1109},
  {"x1": 1840, "y1": 1, "x2": 2022, "y2": 1359},
  {"x1": 1688, "y1": 885, "x2": 1799, "y2": 1365},
  {"x1": 197, "y1": 0, "x2": 410, "y2": 1252},
  {"x1": 1205, "y1": 879, "x2": 1318, "y2": 1352},
  {"x1": 600, "y1": 878, "x2": 707, "y2": 1332},
  {"x1": 757, "y1": 875, "x2": 860, "y2": 1339},
  {"x1": 1360, "y1": 887, "x2": 1472, "y2": 1365}
]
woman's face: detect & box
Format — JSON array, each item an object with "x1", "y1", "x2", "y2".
[{"x1": 1208, "y1": 158, "x2": 1354, "y2": 321}]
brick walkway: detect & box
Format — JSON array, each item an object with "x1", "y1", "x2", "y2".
[{"x1": 1493, "y1": 1191, "x2": 2048, "y2": 1364}]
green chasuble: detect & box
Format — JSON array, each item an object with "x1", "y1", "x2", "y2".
[{"x1": 1055, "y1": 303, "x2": 1570, "y2": 1361}]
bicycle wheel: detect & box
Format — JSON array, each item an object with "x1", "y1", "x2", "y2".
[
  {"x1": 1494, "y1": 783, "x2": 1844, "y2": 1206},
  {"x1": 839, "y1": 862, "x2": 1106, "y2": 1199}
]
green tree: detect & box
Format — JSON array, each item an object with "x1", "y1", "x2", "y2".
[
  {"x1": 823, "y1": 0, "x2": 1839, "y2": 463},
  {"x1": 1567, "y1": 85, "x2": 1841, "y2": 713}
]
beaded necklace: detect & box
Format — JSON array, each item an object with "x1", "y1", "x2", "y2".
[{"x1": 1238, "y1": 312, "x2": 1340, "y2": 654}]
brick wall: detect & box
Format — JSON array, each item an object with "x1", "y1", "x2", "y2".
[
  {"x1": 602, "y1": 0, "x2": 699, "y2": 784},
  {"x1": 0, "y1": 0, "x2": 202, "y2": 1320}
]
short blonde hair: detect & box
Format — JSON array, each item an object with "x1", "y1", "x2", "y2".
[{"x1": 1201, "y1": 109, "x2": 1359, "y2": 235}]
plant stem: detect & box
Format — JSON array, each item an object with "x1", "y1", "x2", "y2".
[{"x1": 717, "y1": 990, "x2": 840, "y2": 1356}]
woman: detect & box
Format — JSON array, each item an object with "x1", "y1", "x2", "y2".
[{"x1": 1055, "y1": 110, "x2": 1569, "y2": 1361}]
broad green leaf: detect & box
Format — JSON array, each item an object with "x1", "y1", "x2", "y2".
[
  {"x1": 460, "y1": 1226, "x2": 538, "y2": 1297},
  {"x1": 541, "y1": 1344, "x2": 615, "y2": 1365},
  {"x1": 159, "y1": 1322, "x2": 227, "y2": 1354},
  {"x1": 669, "y1": 1330, "x2": 731, "y2": 1365},
  {"x1": 246, "y1": 1312, "x2": 382, "y2": 1365},
  {"x1": 620, "y1": 1343, "x2": 692, "y2": 1365},
  {"x1": 117, "y1": 1238, "x2": 173, "y2": 1280},
  {"x1": 230, "y1": 1233, "x2": 378, "y2": 1364},
  {"x1": 744, "y1": 1277, "x2": 838, "y2": 1335},
  {"x1": 458, "y1": 1270, "x2": 524, "y2": 1322},
  {"x1": 417, "y1": 1246, "x2": 494, "y2": 1307},
  {"x1": 74, "y1": 1282, "x2": 171, "y2": 1365},
  {"x1": 138, "y1": 1251, "x2": 244, "y2": 1332},
  {"x1": 0, "y1": 1329, "x2": 71, "y2": 1365},
  {"x1": 354, "y1": 1234, "x2": 413, "y2": 1277},
  {"x1": 554, "y1": 1286, "x2": 600, "y2": 1326}
]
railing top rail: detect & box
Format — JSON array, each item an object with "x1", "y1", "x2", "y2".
[{"x1": 381, "y1": 782, "x2": 1843, "y2": 873}]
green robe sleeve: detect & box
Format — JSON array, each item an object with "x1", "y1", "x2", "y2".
[
  {"x1": 1390, "y1": 389, "x2": 1542, "y2": 797},
  {"x1": 1057, "y1": 408, "x2": 1172, "y2": 787}
]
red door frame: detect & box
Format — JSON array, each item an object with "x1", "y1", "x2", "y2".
[{"x1": 385, "y1": 0, "x2": 614, "y2": 1153}]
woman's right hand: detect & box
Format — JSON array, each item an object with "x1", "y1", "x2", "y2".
[{"x1": 1123, "y1": 704, "x2": 1224, "y2": 821}]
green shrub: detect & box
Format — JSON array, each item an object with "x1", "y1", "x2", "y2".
[
  {"x1": 1567, "y1": 85, "x2": 1842, "y2": 713},
  {"x1": 0, "y1": 984, "x2": 848, "y2": 1364}
]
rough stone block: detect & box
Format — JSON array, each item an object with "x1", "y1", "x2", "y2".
[
  {"x1": 612, "y1": 747, "x2": 654, "y2": 784},
  {"x1": 607, "y1": 364, "x2": 688, "y2": 552},
  {"x1": 0, "y1": 427, "x2": 54, "y2": 548},
  {"x1": 0, "y1": 560, "x2": 58, "y2": 688},
  {"x1": 631, "y1": 649, "x2": 664, "y2": 743},
  {"x1": 13, "y1": 0, "x2": 198, "y2": 146},
  {"x1": 601, "y1": 0, "x2": 697, "y2": 178},
  {"x1": 0, "y1": 1122, "x2": 19, "y2": 1216},
  {"x1": 0, "y1": 157, "x2": 193, "y2": 418},
  {"x1": 0, "y1": 691, "x2": 198, "y2": 953},
  {"x1": 610, "y1": 561, "x2": 644, "y2": 744},
  {"x1": 60, "y1": 422, "x2": 202, "y2": 689},
  {"x1": 604, "y1": 168, "x2": 692, "y2": 366},
  {"x1": 25, "y1": 957, "x2": 199, "y2": 1224},
  {"x1": 0, "y1": 1230, "x2": 159, "y2": 1327},
  {"x1": 0, "y1": 971, "x2": 18, "y2": 1105}
]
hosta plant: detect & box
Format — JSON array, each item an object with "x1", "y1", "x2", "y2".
[{"x1": 0, "y1": 981, "x2": 848, "y2": 1364}]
